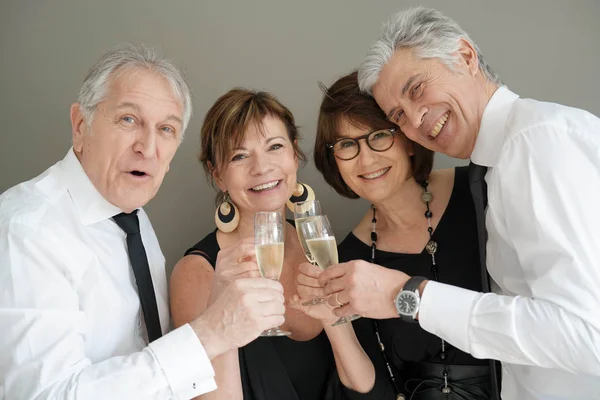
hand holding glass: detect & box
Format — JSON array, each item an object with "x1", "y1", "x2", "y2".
[
  {"x1": 254, "y1": 211, "x2": 291, "y2": 336},
  {"x1": 296, "y1": 215, "x2": 361, "y2": 326}
]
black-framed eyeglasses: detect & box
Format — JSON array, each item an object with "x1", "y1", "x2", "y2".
[{"x1": 327, "y1": 127, "x2": 398, "y2": 161}]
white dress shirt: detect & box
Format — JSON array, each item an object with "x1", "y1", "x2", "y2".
[
  {"x1": 0, "y1": 149, "x2": 216, "y2": 399},
  {"x1": 419, "y1": 87, "x2": 600, "y2": 399}
]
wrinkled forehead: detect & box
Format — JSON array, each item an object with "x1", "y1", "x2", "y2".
[
  {"x1": 377, "y1": 49, "x2": 421, "y2": 86},
  {"x1": 103, "y1": 67, "x2": 184, "y2": 118},
  {"x1": 378, "y1": 48, "x2": 456, "y2": 91}
]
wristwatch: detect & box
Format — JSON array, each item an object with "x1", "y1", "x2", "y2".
[{"x1": 394, "y1": 276, "x2": 427, "y2": 323}]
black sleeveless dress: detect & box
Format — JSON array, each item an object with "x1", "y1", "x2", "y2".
[
  {"x1": 184, "y1": 222, "x2": 346, "y2": 400},
  {"x1": 339, "y1": 167, "x2": 499, "y2": 400}
]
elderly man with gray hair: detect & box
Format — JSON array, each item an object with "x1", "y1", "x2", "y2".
[
  {"x1": 0, "y1": 44, "x2": 286, "y2": 399},
  {"x1": 319, "y1": 7, "x2": 600, "y2": 400}
]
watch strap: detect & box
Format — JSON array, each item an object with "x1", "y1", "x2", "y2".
[{"x1": 403, "y1": 276, "x2": 427, "y2": 294}]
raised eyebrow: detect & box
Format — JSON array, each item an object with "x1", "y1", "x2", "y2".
[
  {"x1": 116, "y1": 104, "x2": 182, "y2": 128},
  {"x1": 116, "y1": 102, "x2": 142, "y2": 112},
  {"x1": 163, "y1": 114, "x2": 183, "y2": 126}
]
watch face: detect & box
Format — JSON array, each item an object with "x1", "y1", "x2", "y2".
[{"x1": 397, "y1": 292, "x2": 418, "y2": 315}]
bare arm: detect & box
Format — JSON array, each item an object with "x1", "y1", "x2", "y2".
[
  {"x1": 323, "y1": 323, "x2": 375, "y2": 393},
  {"x1": 291, "y1": 263, "x2": 394, "y2": 397},
  {"x1": 170, "y1": 255, "x2": 243, "y2": 400}
]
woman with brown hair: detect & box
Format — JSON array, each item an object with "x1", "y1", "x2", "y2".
[
  {"x1": 169, "y1": 89, "x2": 345, "y2": 399},
  {"x1": 294, "y1": 72, "x2": 498, "y2": 399}
]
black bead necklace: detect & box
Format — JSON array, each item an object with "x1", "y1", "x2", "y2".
[{"x1": 371, "y1": 180, "x2": 451, "y2": 399}]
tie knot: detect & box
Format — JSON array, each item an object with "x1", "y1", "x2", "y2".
[
  {"x1": 113, "y1": 211, "x2": 140, "y2": 235},
  {"x1": 468, "y1": 161, "x2": 488, "y2": 183}
]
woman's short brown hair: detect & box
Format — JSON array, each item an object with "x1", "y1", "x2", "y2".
[
  {"x1": 199, "y1": 88, "x2": 306, "y2": 203},
  {"x1": 314, "y1": 71, "x2": 434, "y2": 199}
]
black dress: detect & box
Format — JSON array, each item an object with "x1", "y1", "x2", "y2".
[
  {"x1": 339, "y1": 167, "x2": 497, "y2": 400},
  {"x1": 184, "y1": 223, "x2": 345, "y2": 400}
]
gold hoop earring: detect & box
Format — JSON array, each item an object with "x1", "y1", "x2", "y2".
[
  {"x1": 286, "y1": 182, "x2": 316, "y2": 212},
  {"x1": 215, "y1": 191, "x2": 240, "y2": 233}
]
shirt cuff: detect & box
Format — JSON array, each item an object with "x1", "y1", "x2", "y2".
[
  {"x1": 149, "y1": 323, "x2": 217, "y2": 399},
  {"x1": 419, "y1": 281, "x2": 481, "y2": 353}
]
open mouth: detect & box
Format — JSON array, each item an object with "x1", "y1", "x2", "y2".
[
  {"x1": 429, "y1": 111, "x2": 450, "y2": 139},
  {"x1": 359, "y1": 167, "x2": 390, "y2": 180},
  {"x1": 129, "y1": 170, "x2": 148, "y2": 177},
  {"x1": 250, "y1": 180, "x2": 281, "y2": 192}
]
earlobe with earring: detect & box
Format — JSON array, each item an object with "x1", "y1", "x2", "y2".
[
  {"x1": 286, "y1": 182, "x2": 316, "y2": 212},
  {"x1": 215, "y1": 191, "x2": 240, "y2": 233}
]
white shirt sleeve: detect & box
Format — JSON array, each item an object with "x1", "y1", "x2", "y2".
[
  {"x1": 419, "y1": 124, "x2": 600, "y2": 377},
  {"x1": 0, "y1": 222, "x2": 217, "y2": 400}
]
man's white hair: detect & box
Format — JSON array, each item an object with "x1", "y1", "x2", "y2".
[
  {"x1": 358, "y1": 7, "x2": 502, "y2": 94},
  {"x1": 78, "y1": 43, "x2": 192, "y2": 135}
]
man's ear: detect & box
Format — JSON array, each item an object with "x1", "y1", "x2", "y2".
[
  {"x1": 456, "y1": 38, "x2": 480, "y2": 77},
  {"x1": 71, "y1": 103, "x2": 87, "y2": 153}
]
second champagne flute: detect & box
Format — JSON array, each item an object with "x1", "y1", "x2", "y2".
[
  {"x1": 297, "y1": 215, "x2": 361, "y2": 326},
  {"x1": 293, "y1": 200, "x2": 325, "y2": 306},
  {"x1": 254, "y1": 211, "x2": 291, "y2": 337}
]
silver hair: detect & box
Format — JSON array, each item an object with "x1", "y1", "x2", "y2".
[
  {"x1": 78, "y1": 43, "x2": 192, "y2": 135},
  {"x1": 358, "y1": 7, "x2": 502, "y2": 94}
]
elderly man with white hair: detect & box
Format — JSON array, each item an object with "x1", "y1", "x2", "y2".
[
  {"x1": 0, "y1": 44, "x2": 286, "y2": 400},
  {"x1": 320, "y1": 7, "x2": 600, "y2": 400}
]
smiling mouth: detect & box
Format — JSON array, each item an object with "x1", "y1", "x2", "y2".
[
  {"x1": 359, "y1": 167, "x2": 390, "y2": 180},
  {"x1": 430, "y1": 111, "x2": 450, "y2": 138},
  {"x1": 250, "y1": 180, "x2": 280, "y2": 192}
]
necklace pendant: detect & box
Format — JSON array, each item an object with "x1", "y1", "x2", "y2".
[
  {"x1": 425, "y1": 240, "x2": 438, "y2": 255},
  {"x1": 442, "y1": 387, "x2": 452, "y2": 394},
  {"x1": 396, "y1": 394, "x2": 406, "y2": 400},
  {"x1": 421, "y1": 191, "x2": 433, "y2": 203}
]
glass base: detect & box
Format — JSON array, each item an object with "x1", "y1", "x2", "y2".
[
  {"x1": 301, "y1": 297, "x2": 326, "y2": 306},
  {"x1": 260, "y1": 327, "x2": 292, "y2": 337},
  {"x1": 331, "y1": 314, "x2": 361, "y2": 326}
]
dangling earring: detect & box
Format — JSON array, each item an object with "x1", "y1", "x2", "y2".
[
  {"x1": 215, "y1": 191, "x2": 240, "y2": 233},
  {"x1": 286, "y1": 182, "x2": 316, "y2": 212}
]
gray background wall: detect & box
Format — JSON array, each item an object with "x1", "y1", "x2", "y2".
[{"x1": 1, "y1": 0, "x2": 599, "y2": 276}]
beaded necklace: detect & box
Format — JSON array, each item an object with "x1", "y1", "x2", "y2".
[{"x1": 371, "y1": 180, "x2": 451, "y2": 399}]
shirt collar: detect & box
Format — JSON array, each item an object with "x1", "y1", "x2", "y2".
[
  {"x1": 471, "y1": 86, "x2": 520, "y2": 167},
  {"x1": 59, "y1": 148, "x2": 123, "y2": 226}
]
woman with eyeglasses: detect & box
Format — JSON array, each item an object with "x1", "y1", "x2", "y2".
[{"x1": 292, "y1": 71, "x2": 498, "y2": 399}]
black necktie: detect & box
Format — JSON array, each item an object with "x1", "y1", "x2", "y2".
[
  {"x1": 113, "y1": 211, "x2": 162, "y2": 343},
  {"x1": 468, "y1": 161, "x2": 502, "y2": 399},
  {"x1": 468, "y1": 162, "x2": 490, "y2": 292}
]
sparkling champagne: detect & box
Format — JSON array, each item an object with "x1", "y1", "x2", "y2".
[
  {"x1": 305, "y1": 237, "x2": 338, "y2": 270},
  {"x1": 295, "y1": 217, "x2": 318, "y2": 263},
  {"x1": 256, "y1": 242, "x2": 284, "y2": 280}
]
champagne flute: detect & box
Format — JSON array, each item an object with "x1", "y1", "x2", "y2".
[
  {"x1": 254, "y1": 211, "x2": 291, "y2": 337},
  {"x1": 297, "y1": 215, "x2": 361, "y2": 326},
  {"x1": 293, "y1": 200, "x2": 326, "y2": 305}
]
